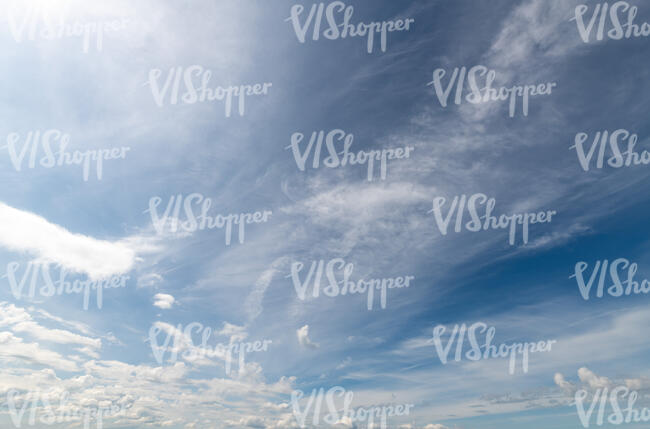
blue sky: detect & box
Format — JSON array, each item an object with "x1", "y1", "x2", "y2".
[{"x1": 0, "y1": 0, "x2": 650, "y2": 428}]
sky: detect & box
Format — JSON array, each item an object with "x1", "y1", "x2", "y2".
[{"x1": 0, "y1": 0, "x2": 650, "y2": 428}]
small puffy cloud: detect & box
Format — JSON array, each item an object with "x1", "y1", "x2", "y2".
[
  {"x1": 554, "y1": 372, "x2": 576, "y2": 395},
  {"x1": 555, "y1": 368, "x2": 613, "y2": 395},
  {"x1": 424, "y1": 425, "x2": 449, "y2": 429},
  {"x1": 625, "y1": 377, "x2": 650, "y2": 390},
  {"x1": 297, "y1": 325, "x2": 319, "y2": 349},
  {"x1": 153, "y1": 293, "x2": 175, "y2": 309},
  {"x1": 578, "y1": 367, "x2": 611, "y2": 390},
  {"x1": 335, "y1": 416, "x2": 355, "y2": 427}
]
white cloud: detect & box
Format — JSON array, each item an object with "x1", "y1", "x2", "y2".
[
  {"x1": 84, "y1": 359, "x2": 188, "y2": 383},
  {"x1": 0, "y1": 303, "x2": 100, "y2": 348},
  {"x1": 12, "y1": 321, "x2": 101, "y2": 349},
  {"x1": 296, "y1": 325, "x2": 319, "y2": 349},
  {"x1": 0, "y1": 331, "x2": 78, "y2": 372},
  {"x1": 138, "y1": 272, "x2": 163, "y2": 288},
  {"x1": 625, "y1": 377, "x2": 650, "y2": 391},
  {"x1": 525, "y1": 223, "x2": 591, "y2": 250},
  {"x1": 0, "y1": 202, "x2": 136, "y2": 280},
  {"x1": 336, "y1": 357, "x2": 352, "y2": 370},
  {"x1": 218, "y1": 322, "x2": 248, "y2": 343},
  {"x1": 281, "y1": 180, "x2": 432, "y2": 255},
  {"x1": 0, "y1": 1, "x2": 303, "y2": 425},
  {"x1": 0, "y1": 312, "x2": 299, "y2": 427},
  {"x1": 553, "y1": 372, "x2": 575, "y2": 395},
  {"x1": 373, "y1": 304, "x2": 650, "y2": 421},
  {"x1": 556, "y1": 368, "x2": 650, "y2": 398},
  {"x1": 224, "y1": 416, "x2": 266, "y2": 428},
  {"x1": 153, "y1": 293, "x2": 175, "y2": 309},
  {"x1": 283, "y1": 181, "x2": 429, "y2": 225},
  {"x1": 0, "y1": 302, "x2": 31, "y2": 326},
  {"x1": 33, "y1": 308, "x2": 93, "y2": 335},
  {"x1": 0, "y1": 368, "x2": 60, "y2": 395},
  {"x1": 578, "y1": 367, "x2": 612, "y2": 390},
  {"x1": 76, "y1": 346, "x2": 100, "y2": 359},
  {"x1": 486, "y1": 0, "x2": 584, "y2": 71},
  {"x1": 244, "y1": 257, "x2": 288, "y2": 323}
]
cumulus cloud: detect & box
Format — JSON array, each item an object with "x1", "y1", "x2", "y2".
[
  {"x1": 553, "y1": 372, "x2": 575, "y2": 395},
  {"x1": 625, "y1": 377, "x2": 650, "y2": 391},
  {"x1": 153, "y1": 293, "x2": 175, "y2": 309},
  {"x1": 578, "y1": 367, "x2": 612, "y2": 390},
  {"x1": 84, "y1": 359, "x2": 188, "y2": 383},
  {"x1": 224, "y1": 415, "x2": 266, "y2": 428},
  {"x1": 296, "y1": 325, "x2": 319, "y2": 349},
  {"x1": 554, "y1": 367, "x2": 613, "y2": 397}
]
